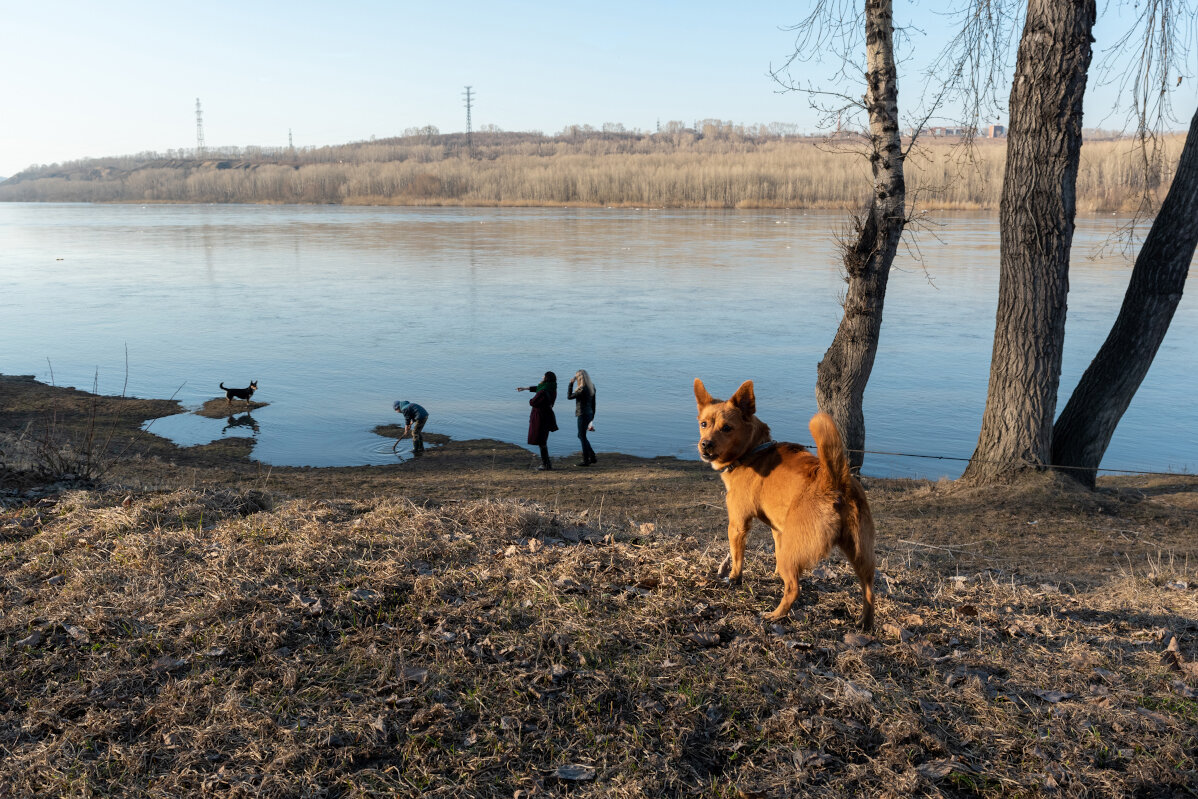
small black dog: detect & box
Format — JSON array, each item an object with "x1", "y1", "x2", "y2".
[{"x1": 220, "y1": 380, "x2": 258, "y2": 406}]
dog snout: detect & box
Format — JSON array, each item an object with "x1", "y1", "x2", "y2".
[{"x1": 699, "y1": 438, "x2": 715, "y2": 454}]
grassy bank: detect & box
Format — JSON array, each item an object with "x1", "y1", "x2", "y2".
[
  {"x1": 2, "y1": 376, "x2": 1197, "y2": 796},
  {"x1": 0, "y1": 130, "x2": 1184, "y2": 213}
]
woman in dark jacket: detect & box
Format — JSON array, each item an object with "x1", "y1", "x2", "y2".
[
  {"x1": 517, "y1": 371, "x2": 558, "y2": 470},
  {"x1": 567, "y1": 369, "x2": 597, "y2": 466}
]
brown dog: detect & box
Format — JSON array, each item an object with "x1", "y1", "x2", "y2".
[{"x1": 694, "y1": 379, "x2": 875, "y2": 629}]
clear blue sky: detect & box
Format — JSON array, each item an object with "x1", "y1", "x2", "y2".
[{"x1": 2, "y1": 1, "x2": 1195, "y2": 178}]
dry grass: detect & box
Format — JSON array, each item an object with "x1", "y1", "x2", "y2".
[
  {"x1": 1, "y1": 133, "x2": 1185, "y2": 213},
  {"x1": 3, "y1": 485, "x2": 1196, "y2": 797}
]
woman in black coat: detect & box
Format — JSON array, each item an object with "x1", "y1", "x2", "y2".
[{"x1": 517, "y1": 371, "x2": 558, "y2": 470}]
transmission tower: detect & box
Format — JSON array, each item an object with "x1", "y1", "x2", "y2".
[
  {"x1": 195, "y1": 98, "x2": 206, "y2": 157},
  {"x1": 462, "y1": 86, "x2": 474, "y2": 153},
  {"x1": 288, "y1": 128, "x2": 294, "y2": 151}
]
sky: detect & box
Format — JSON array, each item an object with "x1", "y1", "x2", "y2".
[{"x1": 2, "y1": 0, "x2": 1197, "y2": 179}]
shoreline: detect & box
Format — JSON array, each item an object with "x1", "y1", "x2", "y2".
[{"x1": 3, "y1": 372, "x2": 1196, "y2": 587}]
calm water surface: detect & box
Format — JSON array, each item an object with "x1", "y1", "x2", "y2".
[{"x1": 1, "y1": 202, "x2": 1194, "y2": 478}]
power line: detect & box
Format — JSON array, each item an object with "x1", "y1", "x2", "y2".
[
  {"x1": 195, "y1": 98, "x2": 205, "y2": 158},
  {"x1": 462, "y1": 85, "x2": 474, "y2": 154}
]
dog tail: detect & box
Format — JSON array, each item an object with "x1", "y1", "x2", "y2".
[
  {"x1": 219, "y1": 382, "x2": 227, "y2": 390},
  {"x1": 810, "y1": 412, "x2": 851, "y2": 492}
]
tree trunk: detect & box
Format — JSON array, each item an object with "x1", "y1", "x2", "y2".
[
  {"x1": 814, "y1": 0, "x2": 906, "y2": 472},
  {"x1": 1051, "y1": 107, "x2": 1198, "y2": 487},
  {"x1": 963, "y1": 0, "x2": 1096, "y2": 484}
]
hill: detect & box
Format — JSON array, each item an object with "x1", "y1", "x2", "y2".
[{"x1": 0, "y1": 126, "x2": 1183, "y2": 213}]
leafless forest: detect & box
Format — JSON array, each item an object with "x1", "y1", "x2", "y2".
[{"x1": 0, "y1": 123, "x2": 1182, "y2": 211}]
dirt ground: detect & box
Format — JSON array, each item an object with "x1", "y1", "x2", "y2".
[{"x1": 2, "y1": 374, "x2": 1197, "y2": 796}]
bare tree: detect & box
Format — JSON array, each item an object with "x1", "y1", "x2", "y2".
[
  {"x1": 774, "y1": 0, "x2": 910, "y2": 471},
  {"x1": 1051, "y1": 107, "x2": 1198, "y2": 486},
  {"x1": 815, "y1": 0, "x2": 908, "y2": 472},
  {"x1": 962, "y1": 0, "x2": 1097, "y2": 483},
  {"x1": 961, "y1": 0, "x2": 1198, "y2": 484}
]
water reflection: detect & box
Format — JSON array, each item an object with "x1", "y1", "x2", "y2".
[
  {"x1": 144, "y1": 409, "x2": 259, "y2": 447},
  {"x1": 222, "y1": 413, "x2": 259, "y2": 436}
]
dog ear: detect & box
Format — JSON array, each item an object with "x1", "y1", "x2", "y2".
[
  {"x1": 730, "y1": 380, "x2": 755, "y2": 415},
  {"x1": 694, "y1": 378, "x2": 714, "y2": 410}
]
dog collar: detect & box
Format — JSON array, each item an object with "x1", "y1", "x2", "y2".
[{"x1": 720, "y1": 440, "x2": 777, "y2": 473}]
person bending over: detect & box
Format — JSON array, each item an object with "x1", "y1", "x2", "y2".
[{"x1": 393, "y1": 400, "x2": 429, "y2": 455}]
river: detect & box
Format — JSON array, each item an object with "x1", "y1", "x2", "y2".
[{"x1": 1, "y1": 202, "x2": 1193, "y2": 478}]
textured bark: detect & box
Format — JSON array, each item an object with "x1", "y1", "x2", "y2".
[
  {"x1": 1052, "y1": 107, "x2": 1198, "y2": 487},
  {"x1": 963, "y1": 0, "x2": 1096, "y2": 484},
  {"x1": 814, "y1": 0, "x2": 906, "y2": 472}
]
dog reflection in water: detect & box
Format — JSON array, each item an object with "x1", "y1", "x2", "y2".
[{"x1": 222, "y1": 413, "x2": 260, "y2": 436}]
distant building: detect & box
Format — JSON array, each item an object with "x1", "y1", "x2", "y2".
[
  {"x1": 927, "y1": 126, "x2": 970, "y2": 137},
  {"x1": 921, "y1": 124, "x2": 1006, "y2": 139}
]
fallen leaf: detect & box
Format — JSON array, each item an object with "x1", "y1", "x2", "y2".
[
  {"x1": 796, "y1": 749, "x2": 833, "y2": 768},
  {"x1": 349, "y1": 587, "x2": 382, "y2": 605},
  {"x1": 916, "y1": 759, "x2": 956, "y2": 779},
  {"x1": 842, "y1": 682, "x2": 874, "y2": 703},
  {"x1": 843, "y1": 632, "x2": 875, "y2": 647},
  {"x1": 555, "y1": 764, "x2": 596, "y2": 781},
  {"x1": 882, "y1": 623, "x2": 913, "y2": 642},
  {"x1": 910, "y1": 641, "x2": 937, "y2": 660},
  {"x1": 1171, "y1": 680, "x2": 1196, "y2": 698},
  {"x1": 401, "y1": 666, "x2": 428, "y2": 684},
  {"x1": 554, "y1": 576, "x2": 585, "y2": 592},
  {"x1": 1033, "y1": 689, "x2": 1073, "y2": 703},
  {"x1": 955, "y1": 604, "x2": 979, "y2": 618},
  {"x1": 636, "y1": 575, "x2": 661, "y2": 590},
  {"x1": 62, "y1": 623, "x2": 90, "y2": 644},
  {"x1": 690, "y1": 632, "x2": 722, "y2": 648},
  {"x1": 152, "y1": 655, "x2": 189, "y2": 674},
  {"x1": 15, "y1": 630, "x2": 44, "y2": 648},
  {"x1": 300, "y1": 597, "x2": 324, "y2": 616}
]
